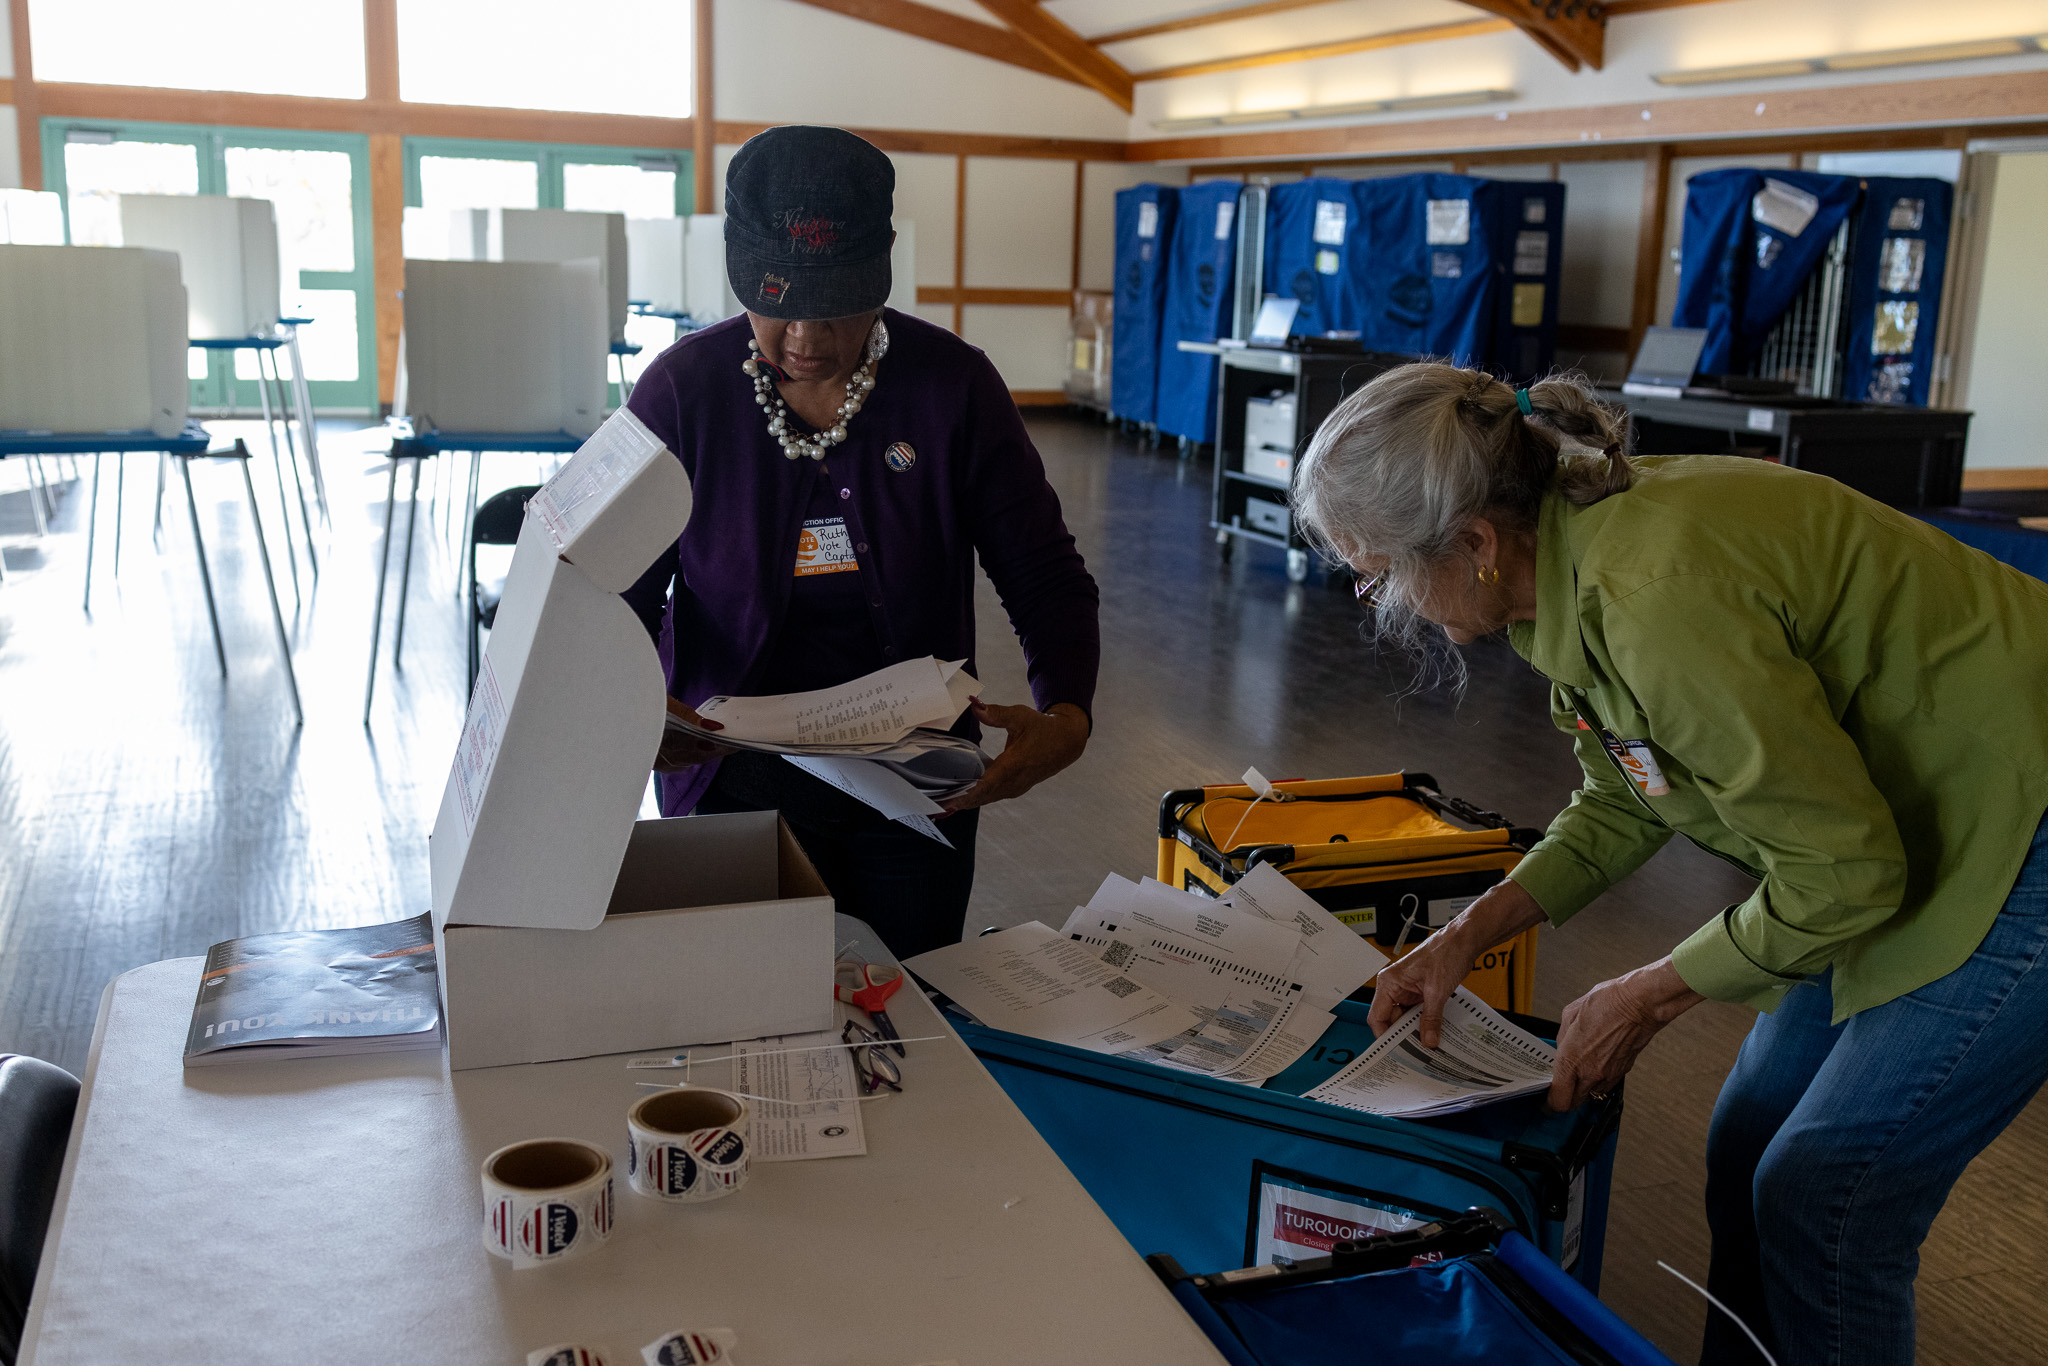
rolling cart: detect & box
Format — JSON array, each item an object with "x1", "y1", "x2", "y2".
[{"x1": 1189, "y1": 344, "x2": 1409, "y2": 583}]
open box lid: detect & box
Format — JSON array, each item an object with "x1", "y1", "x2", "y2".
[{"x1": 428, "y1": 408, "x2": 692, "y2": 931}]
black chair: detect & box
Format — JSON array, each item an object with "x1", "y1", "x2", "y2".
[
  {"x1": 469, "y1": 484, "x2": 541, "y2": 692},
  {"x1": 0, "y1": 1055, "x2": 80, "y2": 1365}
]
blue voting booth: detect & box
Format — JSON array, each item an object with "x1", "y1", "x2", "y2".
[
  {"x1": 1351, "y1": 175, "x2": 1564, "y2": 378},
  {"x1": 1262, "y1": 179, "x2": 1370, "y2": 339},
  {"x1": 1155, "y1": 181, "x2": 1243, "y2": 444},
  {"x1": 1842, "y1": 177, "x2": 1954, "y2": 405},
  {"x1": 1111, "y1": 184, "x2": 1179, "y2": 427},
  {"x1": 1674, "y1": 168, "x2": 1953, "y2": 404}
]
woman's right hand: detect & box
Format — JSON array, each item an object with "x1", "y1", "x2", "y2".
[
  {"x1": 1367, "y1": 879, "x2": 1549, "y2": 1047},
  {"x1": 654, "y1": 696, "x2": 737, "y2": 773}
]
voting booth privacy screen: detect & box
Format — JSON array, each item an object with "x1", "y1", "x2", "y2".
[
  {"x1": 1111, "y1": 185, "x2": 1178, "y2": 425},
  {"x1": 1156, "y1": 182, "x2": 1243, "y2": 443},
  {"x1": 958, "y1": 1000, "x2": 1619, "y2": 1291},
  {"x1": 1674, "y1": 168, "x2": 1954, "y2": 405}
]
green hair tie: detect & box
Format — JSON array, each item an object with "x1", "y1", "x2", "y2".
[{"x1": 1514, "y1": 387, "x2": 1533, "y2": 416}]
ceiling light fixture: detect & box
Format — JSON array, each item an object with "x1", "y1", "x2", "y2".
[
  {"x1": 1653, "y1": 33, "x2": 2044, "y2": 86},
  {"x1": 1152, "y1": 88, "x2": 1514, "y2": 133}
]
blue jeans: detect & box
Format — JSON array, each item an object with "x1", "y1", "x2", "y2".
[{"x1": 1701, "y1": 812, "x2": 2048, "y2": 1366}]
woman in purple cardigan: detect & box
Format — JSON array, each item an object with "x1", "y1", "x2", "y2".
[{"x1": 623, "y1": 126, "x2": 1101, "y2": 959}]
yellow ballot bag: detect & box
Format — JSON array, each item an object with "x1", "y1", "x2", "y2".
[{"x1": 1156, "y1": 772, "x2": 1541, "y2": 1014}]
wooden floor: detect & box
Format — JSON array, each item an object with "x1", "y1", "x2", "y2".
[{"x1": 0, "y1": 413, "x2": 2041, "y2": 1361}]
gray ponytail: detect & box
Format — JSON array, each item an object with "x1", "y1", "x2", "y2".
[{"x1": 1290, "y1": 363, "x2": 1632, "y2": 689}]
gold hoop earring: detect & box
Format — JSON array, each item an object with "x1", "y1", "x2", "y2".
[{"x1": 1477, "y1": 565, "x2": 1501, "y2": 586}]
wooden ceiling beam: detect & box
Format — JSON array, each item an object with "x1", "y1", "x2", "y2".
[
  {"x1": 1458, "y1": 0, "x2": 1605, "y2": 71},
  {"x1": 782, "y1": 0, "x2": 1073, "y2": 85},
  {"x1": 973, "y1": 0, "x2": 1134, "y2": 111},
  {"x1": 1089, "y1": 0, "x2": 1348, "y2": 47},
  {"x1": 1132, "y1": 18, "x2": 1510, "y2": 82}
]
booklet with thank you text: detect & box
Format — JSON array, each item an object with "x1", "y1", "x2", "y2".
[{"x1": 183, "y1": 913, "x2": 443, "y2": 1066}]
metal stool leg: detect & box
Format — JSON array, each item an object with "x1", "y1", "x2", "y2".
[
  {"x1": 465, "y1": 451, "x2": 483, "y2": 690},
  {"x1": 113, "y1": 452, "x2": 123, "y2": 578},
  {"x1": 177, "y1": 456, "x2": 229, "y2": 677},
  {"x1": 252, "y1": 356, "x2": 303, "y2": 606},
  {"x1": 392, "y1": 457, "x2": 423, "y2": 666},
  {"x1": 282, "y1": 329, "x2": 329, "y2": 521},
  {"x1": 154, "y1": 451, "x2": 167, "y2": 544},
  {"x1": 363, "y1": 456, "x2": 400, "y2": 725},
  {"x1": 263, "y1": 347, "x2": 318, "y2": 574},
  {"x1": 235, "y1": 455, "x2": 303, "y2": 726},
  {"x1": 26, "y1": 457, "x2": 49, "y2": 536},
  {"x1": 83, "y1": 453, "x2": 101, "y2": 612}
]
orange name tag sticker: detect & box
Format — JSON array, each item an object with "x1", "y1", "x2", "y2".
[
  {"x1": 794, "y1": 517, "x2": 860, "y2": 577},
  {"x1": 1614, "y1": 738, "x2": 1670, "y2": 796}
]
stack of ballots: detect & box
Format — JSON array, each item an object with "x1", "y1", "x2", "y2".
[
  {"x1": 666, "y1": 657, "x2": 988, "y2": 841},
  {"x1": 910, "y1": 865, "x2": 1388, "y2": 1087},
  {"x1": 910, "y1": 864, "x2": 1561, "y2": 1117}
]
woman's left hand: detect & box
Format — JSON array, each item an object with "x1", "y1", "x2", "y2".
[
  {"x1": 1548, "y1": 956, "x2": 1705, "y2": 1111},
  {"x1": 939, "y1": 701, "x2": 1091, "y2": 813}
]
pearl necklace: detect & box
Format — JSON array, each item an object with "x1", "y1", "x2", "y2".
[{"x1": 745, "y1": 319, "x2": 889, "y2": 461}]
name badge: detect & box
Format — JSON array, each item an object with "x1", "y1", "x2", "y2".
[{"x1": 1601, "y1": 731, "x2": 1670, "y2": 796}]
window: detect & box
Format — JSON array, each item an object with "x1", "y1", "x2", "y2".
[
  {"x1": 397, "y1": 0, "x2": 693, "y2": 118},
  {"x1": 417, "y1": 157, "x2": 542, "y2": 212},
  {"x1": 27, "y1": 0, "x2": 365, "y2": 99},
  {"x1": 60, "y1": 137, "x2": 200, "y2": 248},
  {"x1": 563, "y1": 162, "x2": 679, "y2": 219}
]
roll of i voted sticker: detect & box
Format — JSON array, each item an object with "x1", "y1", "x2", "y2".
[
  {"x1": 627, "y1": 1087, "x2": 752, "y2": 1203},
  {"x1": 639, "y1": 1327, "x2": 737, "y2": 1365},
  {"x1": 482, "y1": 1138, "x2": 614, "y2": 1269},
  {"x1": 529, "y1": 1347, "x2": 611, "y2": 1366}
]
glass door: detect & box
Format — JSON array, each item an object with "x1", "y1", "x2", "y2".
[{"x1": 40, "y1": 119, "x2": 379, "y2": 414}]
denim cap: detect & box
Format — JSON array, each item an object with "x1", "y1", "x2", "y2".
[{"x1": 725, "y1": 125, "x2": 895, "y2": 321}]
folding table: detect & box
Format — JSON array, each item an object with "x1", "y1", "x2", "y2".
[{"x1": 18, "y1": 916, "x2": 1225, "y2": 1365}]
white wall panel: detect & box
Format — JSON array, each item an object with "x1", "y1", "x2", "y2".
[
  {"x1": 961, "y1": 304, "x2": 1071, "y2": 391},
  {"x1": 1467, "y1": 163, "x2": 1556, "y2": 182},
  {"x1": 1311, "y1": 162, "x2": 1455, "y2": 179},
  {"x1": 891, "y1": 153, "x2": 957, "y2": 288},
  {"x1": 1079, "y1": 162, "x2": 1185, "y2": 292},
  {"x1": 721, "y1": 0, "x2": 1126, "y2": 141},
  {"x1": 965, "y1": 158, "x2": 1074, "y2": 290},
  {"x1": 1962, "y1": 151, "x2": 2048, "y2": 468},
  {"x1": 1557, "y1": 160, "x2": 1644, "y2": 329}
]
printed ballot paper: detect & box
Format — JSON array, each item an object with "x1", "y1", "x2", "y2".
[
  {"x1": 1303, "y1": 988, "x2": 1556, "y2": 1118},
  {"x1": 904, "y1": 922, "x2": 1202, "y2": 1057},
  {"x1": 1060, "y1": 874, "x2": 1346, "y2": 1085},
  {"x1": 667, "y1": 657, "x2": 988, "y2": 843}
]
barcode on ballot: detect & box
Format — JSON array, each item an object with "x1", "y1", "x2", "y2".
[
  {"x1": 1102, "y1": 941, "x2": 1134, "y2": 969},
  {"x1": 1103, "y1": 977, "x2": 1141, "y2": 998}
]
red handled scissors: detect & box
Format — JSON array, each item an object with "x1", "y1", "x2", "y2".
[{"x1": 835, "y1": 961, "x2": 905, "y2": 1056}]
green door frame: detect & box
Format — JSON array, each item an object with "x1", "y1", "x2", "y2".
[
  {"x1": 401, "y1": 136, "x2": 691, "y2": 215},
  {"x1": 403, "y1": 137, "x2": 692, "y2": 405},
  {"x1": 39, "y1": 117, "x2": 379, "y2": 415}
]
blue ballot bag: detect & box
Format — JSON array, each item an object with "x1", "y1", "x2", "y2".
[
  {"x1": 1111, "y1": 184, "x2": 1179, "y2": 426},
  {"x1": 1154, "y1": 181, "x2": 1242, "y2": 444},
  {"x1": 954, "y1": 999, "x2": 1621, "y2": 1291},
  {"x1": 1150, "y1": 1210, "x2": 1678, "y2": 1366}
]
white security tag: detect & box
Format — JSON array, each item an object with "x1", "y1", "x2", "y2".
[{"x1": 1242, "y1": 766, "x2": 1277, "y2": 799}]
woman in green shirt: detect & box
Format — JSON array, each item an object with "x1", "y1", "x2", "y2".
[{"x1": 1292, "y1": 362, "x2": 2048, "y2": 1366}]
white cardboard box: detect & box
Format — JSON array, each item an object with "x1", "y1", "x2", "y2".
[
  {"x1": 0, "y1": 244, "x2": 188, "y2": 437},
  {"x1": 435, "y1": 811, "x2": 834, "y2": 1070},
  {"x1": 118, "y1": 194, "x2": 280, "y2": 339},
  {"x1": 399, "y1": 258, "x2": 607, "y2": 437},
  {"x1": 428, "y1": 406, "x2": 835, "y2": 1069}
]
